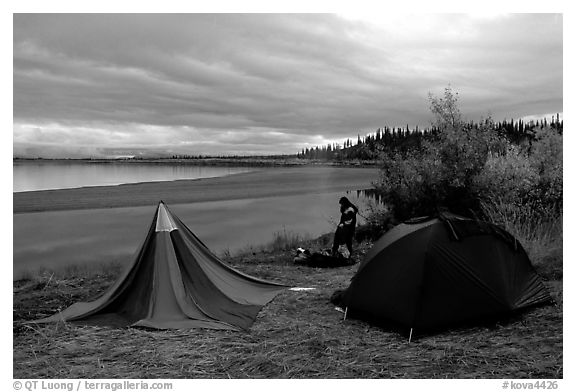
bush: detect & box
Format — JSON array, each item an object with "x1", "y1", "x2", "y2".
[
  {"x1": 473, "y1": 127, "x2": 562, "y2": 215},
  {"x1": 371, "y1": 86, "x2": 562, "y2": 230},
  {"x1": 527, "y1": 127, "x2": 563, "y2": 213},
  {"x1": 375, "y1": 150, "x2": 444, "y2": 220},
  {"x1": 356, "y1": 201, "x2": 395, "y2": 241},
  {"x1": 473, "y1": 144, "x2": 539, "y2": 206},
  {"x1": 375, "y1": 87, "x2": 502, "y2": 220}
]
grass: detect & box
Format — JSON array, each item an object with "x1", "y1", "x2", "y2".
[
  {"x1": 220, "y1": 229, "x2": 323, "y2": 258},
  {"x1": 13, "y1": 233, "x2": 562, "y2": 379},
  {"x1": 481, "y1": 200, "x2": 563, "y2": 280},
  {"x1": 268, "y1": 228, "x2": 314, "y2": 252},
  {"x1": 16, "y1": 260, "x2": 125, "y2": 283}
]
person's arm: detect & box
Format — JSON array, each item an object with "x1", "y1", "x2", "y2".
[{"x1": 342, "y1": 208, "x2": 355, "y2": 227}]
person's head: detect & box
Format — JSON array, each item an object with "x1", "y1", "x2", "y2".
[
  {"x1": 339, "y1": 196, "x2": 351, "y2": 207},
  {"x1": 339, "y1": 196, "x2": 357, "y2": 213}
]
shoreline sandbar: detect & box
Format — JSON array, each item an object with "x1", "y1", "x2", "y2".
[{"x1": 14, "y1": 166, "x2": 379, "y2": 213}]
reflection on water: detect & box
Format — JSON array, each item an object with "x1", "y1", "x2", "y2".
[
  {"x1": 13, "y1": 190, "x2": 379, "y2": 279},
  {"x1": 13, "y1": 161, "x2": 255, "y2": 192}
]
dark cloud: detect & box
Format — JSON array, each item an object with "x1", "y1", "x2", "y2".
[{"x1": 13, "y1": 13, "x2": 563, "y2": 158}]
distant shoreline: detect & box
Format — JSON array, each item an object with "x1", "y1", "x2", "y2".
[
  {"x1": 13, "y1": 157, "x2": 380, "y2": 168},
  {"x1": 13, "y1": 156, "x2": 305, "y2": 167},
  {"x1": 13, "y1": 166, "x2": 380, "y2": 214}
]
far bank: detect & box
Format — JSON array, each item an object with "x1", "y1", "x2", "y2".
[{"x1": 14, "y1": 166, "x2": 379, "y2": 213}]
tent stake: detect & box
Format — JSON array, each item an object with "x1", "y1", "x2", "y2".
[
  {"x1": 343, "y1": 307, "x2": 348, "y2": 321},
  {"x1": 408, "y1": 328, "x2": 413, "y2": 343}
]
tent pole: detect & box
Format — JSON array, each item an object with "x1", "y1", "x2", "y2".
[
  {"x1": 344, "y1": 307, "x2": 348, "y2": 321},
  {"x1": 408, "y1": 328, "x2": 413, "y2": 343}
]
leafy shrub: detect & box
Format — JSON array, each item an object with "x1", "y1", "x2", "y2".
[
  {"x1": 473, "y1": 144, "x2": 539, "y2": 206},
  {"x1": 375, "y1": 87, "x2": 503, "y2": 220},
  {"x1": 526, "y1": 127, "x2": 563, "y2": 213},
  {"x1": 356, "y1": 201, "x2": 396, "y2": 241},
  {"x1": 473, "y1": 127, "x2": 562, "y2": 215},
  {"x1": 372, "y1": 86, "x2": 562, "y2": 226},
  {"x1": 375, "y1": 149, "x2": 444, "y2": 220}
]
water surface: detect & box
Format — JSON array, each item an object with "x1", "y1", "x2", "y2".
[
  {"x1": 13, "y1": 162, "x2": 382, "y2": 279},
  {"x1": 13, "y1": 191, "x2": 377, "y2": 279},
  {"x1": 13, "y1": 161, "x2": 255, "y2": 192}
]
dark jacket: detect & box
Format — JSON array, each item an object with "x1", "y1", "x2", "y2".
[{"x1": 339, "y1": 205, "x2": 357, "y2": 233}]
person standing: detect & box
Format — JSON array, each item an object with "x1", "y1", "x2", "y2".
[{"x1": 332, "y1": 196, "x2": 358, "y2": 258}]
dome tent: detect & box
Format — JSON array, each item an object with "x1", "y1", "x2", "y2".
[
  {"x1": 338, "y1": 212, "x2": 552, "y2": 336},
  {"x1": 35, "y1": 201, "x2": 287, "y2": 330}
]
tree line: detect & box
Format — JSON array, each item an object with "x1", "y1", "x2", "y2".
[{"x1": 297, "y1": 114, "x2": 563, "y2": 161}]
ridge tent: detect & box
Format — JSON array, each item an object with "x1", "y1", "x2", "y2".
[
  {"x1": 35, "y1": 201, "x2": 287, "y2": 331},
  {"x1": 337, "y1": 213, "x2": 552, "y2": 334}
]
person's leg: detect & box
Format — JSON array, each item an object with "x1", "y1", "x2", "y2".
[
  {"x1": 345, "y1": 235, "x2": 353, "y2": 257},
  {"x1": 331, "y1": 227, "x2": 341, "y2": 255}
]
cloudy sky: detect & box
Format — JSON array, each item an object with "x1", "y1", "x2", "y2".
[{"x1": 13, "y1": 13, "x2": 563, "y2": 158}]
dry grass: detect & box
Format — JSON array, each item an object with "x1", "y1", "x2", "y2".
[
  {"x1": 13, "y1": 243, "x2": 562, "y2": 379},
  {"x1": 481, "y1": 200, "x2": 563, "y2": 280}
]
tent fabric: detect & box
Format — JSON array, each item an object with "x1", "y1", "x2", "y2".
[
  {"x1": 341, "y1": 213, "x2": 552, "y2": 332},
  {"x1": 35, "y1": 201, "x2": 287, "y2": 330}
]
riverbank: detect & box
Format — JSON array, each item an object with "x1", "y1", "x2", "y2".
[
  {"x1": 14, "y1": 166, "x2": 379, "y2": 213},
  {"x1": 13, "y1": 234, "x2": 563, "y2": 379},
  {"x1": 14, "y1": 157, "x2": 381, "y2": 168}
]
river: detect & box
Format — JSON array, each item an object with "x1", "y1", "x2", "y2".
[
  {"x1": 13, "y1": 160, "x2": 255, "y2": 192},
  {"x1": 13, "y1": 161, "x2": 381, "y2": 279}
]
